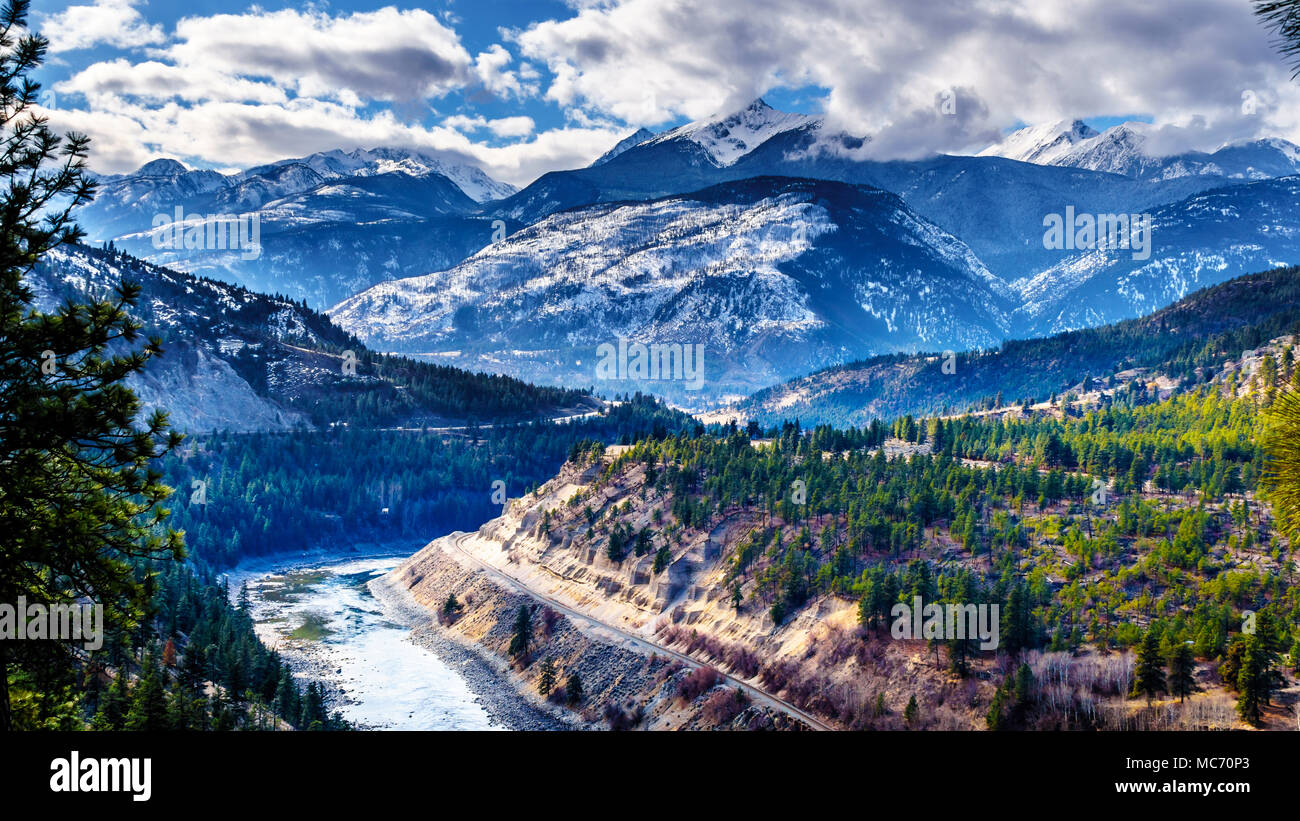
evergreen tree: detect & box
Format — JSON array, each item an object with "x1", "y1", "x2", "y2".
[
  {"x1": 1167, "y1": 643, "x2": 1197, "y2": 703},
  {"x1": 537, "y1": 657, "x2": 556, "y2": 696},
  {"x1": 1255, "y1": 1, "x2": 1300, "y2": 77},
  {"x1": 1236, "y1": 635, "x2": 1278, "y2": 727},
  {"x1": 653, "y1": 544, "x2": 672, "y2": 574},
  {"x1": 985, "y1": 687, "x2": 1006, "y2": 730},
  {"x1": 508, "y1": 605, "x2": 533, "y2": 660},
  {"x1": 91, "y1": 669, "x2": 130, "y2": 730},
  {"x1": 565, "y1": 672, "x2": 583, "y2": 706},
  {"x1": 0, "y1": 0, "x2": 182, "y2": 731},
  {"x1": 1014, "y1": 663, "x2": 1034, "y2": 704},
  {"x1": 125, "y1": 653, "x2": 170, "y2": 731},
  {"x1": 1263, "y1": 389, "x2": 1300, "y2": 546},
  {"x1": 1131, "y1": 627, "x2": 1167, "y2": 704}
]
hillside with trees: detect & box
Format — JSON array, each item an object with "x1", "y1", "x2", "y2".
[{"x1": 740, "y1": 265, "x2": 1300, "y2": 427}]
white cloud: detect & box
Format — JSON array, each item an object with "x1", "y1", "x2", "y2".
[
  {"x1": 40, "y1": 0, "x2": 165, "y2": 53},
  {"x1": 40, "y1": 0, "x2": 1300, "y2": 189},
  {"x1": 443, "y1": 114, "x2": 536, "y2": 138},
  {"x1": 42, "y1": 4, "x2": 580, "y2": 184},
  {"x1": 50, "y1": 94, "x2": 616, "y2": 186},
  {"x1": 164, "y1": 7, "x2": 476, "y2": 103},
  {"x1": 514, "y1": 0, "x2": 1300, "y2": 155},
  {"x1": 473, "y1": 44, "x2": 535, "y2": 99},
  {"x1": 57, "y1": 59, "x2": 287, "y2": 104}
]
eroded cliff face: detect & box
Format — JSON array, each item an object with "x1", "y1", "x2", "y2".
[
  {"x1": 382, "y1": 447, "x2": 995, "y2": 731},
  {"x1": 376, "y1": 543, "x2": 804, "y2": 731}
]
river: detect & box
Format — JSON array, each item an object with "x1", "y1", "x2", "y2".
[{"x1": 232, "y1": 554, "x2": 504, "y2": 731}]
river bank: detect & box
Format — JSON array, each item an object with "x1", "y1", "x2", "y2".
[
  {"x1": 237, "y1": 551, "x2": 562, "y2": 730},
  {"x1": 367, "y1": 572, "x2": 572, "y2": 731}
]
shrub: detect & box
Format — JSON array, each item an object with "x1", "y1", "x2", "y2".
[
  {"x1": 701, "y1": 688, "x2": 747, "y2": 726},
  {"x1": 677, "y1": 666, "x2": 721, "y2": 703}
]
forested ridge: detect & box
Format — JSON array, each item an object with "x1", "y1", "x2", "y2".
[
  {"x1": 575, "y1": 366, "x2": 1299, "y2": 728},
  {"x1": 37, "y1": 242, "x2": 596, "y2": 429},
  {"x1": 743, "y1": 265, "x2": 1300, "y2": 427},
  {"x1": 161, "y1": 394, "x2": 697, "y2": 569}
]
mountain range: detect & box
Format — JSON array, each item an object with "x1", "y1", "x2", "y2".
[
  {"x1": 329, "y1": 176, "x2": 1016, "y2": 401},
  {"x1": 737, "y1": 263, "x2": 1300, "y2": 427},
  {"x1": 74, "y1": 98, "x2": 1300, "y2": 408},
  {"x1": 979, "y1": 118, "x2": 1300, "y2": 181},
  {"x1": 79, "y1": 149, "x2": 517, "y2": 308}
]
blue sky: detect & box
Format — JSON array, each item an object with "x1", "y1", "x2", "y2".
[{"x1": 28, "y1": 0, "x2": 1300, "y2": 186}]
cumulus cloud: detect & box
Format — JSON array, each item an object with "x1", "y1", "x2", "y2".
[
  {"x1": 40, "y1": 0, "x2": 165, "y2": 53},
  {"x1": 38, "y1": 0, "x2": 1300, "y2": 186},
  {"x1": 473, "y1": 44, "x2": 535, "y2": 99},
  {"x1": 58, "y1": 59, "x2": 287, "y2": 105},
  {"x1": 45, "y1": 94, "x2": 617, "y2": 186},
  {"x1": 514, "y1": 0, "x2": 1300, "y2": 155},
  {"x1": 163, "y1": 7, "x2": 475, "y2": 103},
  {"x1": 443, "y1": 114, "x2": 537, "y2": 138}
]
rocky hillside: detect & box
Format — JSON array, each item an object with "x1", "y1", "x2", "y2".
[
  {"x1": 331, "y1": 176, "x2": 1015, "y2": 404},
  {"x1": 383, "y1": 446, "x2": 997, "y2": 730},
  {"x1": 385, "y1": 377, "x2": 1293, "y2": 731},
  {"x1": 32, "y1": 244, "x2": 596, "y2": 433}
]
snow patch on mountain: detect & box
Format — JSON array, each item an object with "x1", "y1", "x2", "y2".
[
  {"x1": 592, "y1": 128, "x2": 656, "y2": 167},
  {"x1": 977, "y1": 119, "x2": 1099, "y2": 165},
  {"x1": 644, "y1": 99, "x2": 816, "y2": 167},
  {"x1": 247, "y1": 147, "x2": 517, "y2": 202}
]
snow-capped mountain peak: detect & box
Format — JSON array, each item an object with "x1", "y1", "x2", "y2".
[
  {"x1": 976, "y1": 119, "x2": 1099, "y2": 164},
  {"x1": 977, "y1": 118, "x2": 1300, "y2": 181},
  {"x1": 245, "y1": 146, "x2": 517, "y2": 202},
  {"x1": 1054, "y1": 121, "x2": 1154, "y2": 175},
  {"x1": 1218, "y1": 135, "x2": 1300, "y2": 163},
  {"x1": 134, "y1": 158, "x2": 192, "y2": 177},
  {"x1": 591, "y1": 127, "x2": 656, "y2": 167},
  {"x1": 646, "y1": 98, "x2": 817, "y2": 166}
]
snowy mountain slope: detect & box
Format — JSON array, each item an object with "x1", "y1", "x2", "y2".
[
  {"x1": 591, "y1": 128, "x2": 656, "y2": 167},
  {"x1": 980, "y1": 120, "x2": 1300, "y2": 181},
  {"x1": 489, "y1": 101, "x2": 1233, "y2": 284},
  {"x1": 976, "y1": 119, "x2": 1100, "y2": 165},
  {"x1": 330, "y1": 177, "x2": 1015, "y2": 404},
  {"x1": 31, "y1": 244, "x2": 586, "y2": 433},
  {"x1": 114, "y1": 211, "x2": 501, "y2": 310},
  {"x1": 244, "y1": 147, "x2": 518, "y2": 203},
  {"x1": 1012, "y1": 175, "x2": 1300, "y2": 334},
  {"x1": 732, "y1": 128, "x2": 1228, "y2": 284},
  {"x1": 77, "y1": 150, "x2": 512, "y2": 308},
  {"x1": 86, "y1": 160, "x2": 233, "y2": 238}
]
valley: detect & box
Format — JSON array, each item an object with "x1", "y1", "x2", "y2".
[
  {"x1": 14, "y1": 33, "x2": 1300, "y2": 738},
  {"x1": 364, "y1": 365, "x2": 1300, "y2": 730}
]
